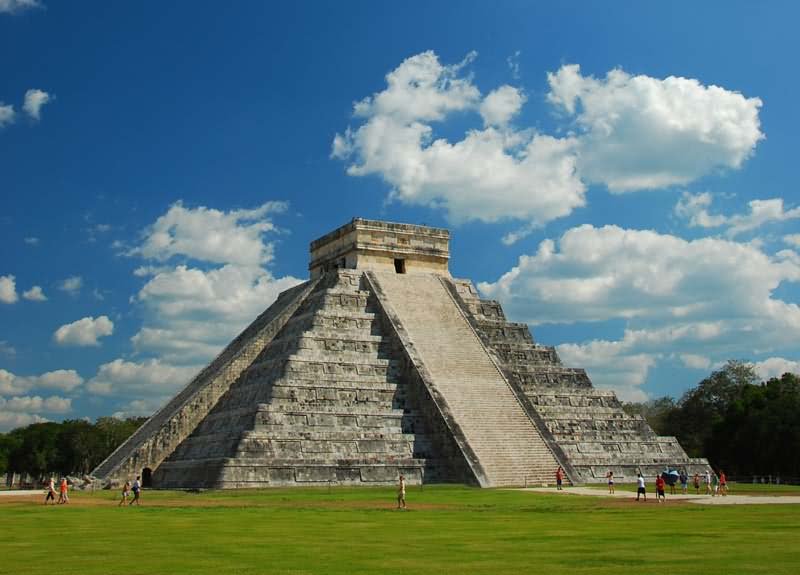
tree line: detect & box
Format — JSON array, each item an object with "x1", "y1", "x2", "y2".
[
  {"x1": 623, "y1": 361, "x2": 800, "y2": 478},
  {"x1": 0, "y1": 416, "x2": 146, "y2": 482}
]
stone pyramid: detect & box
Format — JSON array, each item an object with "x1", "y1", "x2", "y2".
[{"x1": 93, "y1": 219, "x2": 708, "y2": 488}]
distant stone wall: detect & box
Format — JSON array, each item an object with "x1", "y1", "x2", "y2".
[{"x1": 92, "y1": 279, "x2": 318, "y2": 485}]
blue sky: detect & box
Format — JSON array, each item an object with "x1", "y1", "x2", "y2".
[{"x1": 1, "y1": 1, "x2": 799, "y2": 430}]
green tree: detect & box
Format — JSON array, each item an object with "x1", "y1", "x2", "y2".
[{"x1": 669, "y1": 360, "x2": 758, "y2": 457}]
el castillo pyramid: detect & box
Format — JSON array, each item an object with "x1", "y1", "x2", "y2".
[{"x1": 93, "y1": 218, "x2": 709, "y2": 488}]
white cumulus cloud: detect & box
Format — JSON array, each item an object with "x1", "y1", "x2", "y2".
[
  {"x1": 547, "y1": 64, "x2": 764, "y2": 192},
  {"x1": 0, "y1": 412, "x2": 47, "y2": 431},
  {"x1": 22, "y1": 89, "x2": 52, "y2": 120},
  {"x1": 332, "y1": 51, "x2": 586, "y2": 227},
  {"x1": 675, "y1": 192, "x2": 800, "y2": 237},
  {"x1": 0, "y1": 275, "x2": 18, "y2": 303},
  {"x1": 752, "y1": 357, "x2": 800, "y2": 381},
  {"x1": 127, "y1": 202, "x2": 302, "y2": 374},
  {"x1": 53, "y1": 315, "x2": 114, "y2": 347},
  {"x1": 0, "y1": 0, "x2": 40, "y2": 13},
  {"x1": 0, "y1": 103, "x2": 14, "y2": 128},
  {"x1": 0, "y1": 368, "x2": 83, "y2": 395},
  {"x1": 479, "y1": 224, "x2": 800, "y2": 398},
  {"x1": 86, "y1": 358, "x2": 200, "y2": 399},
  {"x1": 58, "y1": 275, "x2": 83, "y2": 295},
  {"x1": 333, "y1": 53, "x2": 764, "y2": 235},
  {"x1": 22, "y1": 285, "x2": 46, "y2": 301},
  {"x1": 130, "y1": 200, "x2": 287, "y2": 266},
  {"x1": 679, "y1": 354, "x2": 712, "y2": 370},
  {"x1": 0, "y1": 395, "x2": 71, "y2": 414},
  {"x1": 479, "y1": 85, "x2": 526, "y2": 127}
]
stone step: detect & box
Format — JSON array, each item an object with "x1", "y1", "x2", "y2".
[
  {"x1": 486, "y1": 343, "x2": 561, "y2": 366},
  {"x1": 535, "y1": 405, "x2": 638, "y2": 417},
  {"x1": 509, "y1": 367, "x2": 592, "y2": 388},
  {"x1": 239, "y1": 356, "x2": 401, "y2": 386},
  {"x1": 267, "y1": 378, "x2": 400, "y2": 392},
  {"x1": 268, "y1": 384, "x2": 403, "y2": 405},
  {"x1": 255, "y1": 401, "x2": 407, "y2": 416},
  {"x1": 279, "y1": 310, "x2": 381, "y2": 338},
  {"x1": 254, "y1": 410, "x2": 407, "y2": 431},
  {"x1": 299, "y1": 289, "x2": 376, "y2": 312},
  {"x1": 550, "y1": 430, "x2": 657, "y2": 441},
  {"x1": 261, "y1": 333, "x2": 390, "y2": 361},
  {"x1": 155, "y1": 457, "x2": 427, "y2": 488}
]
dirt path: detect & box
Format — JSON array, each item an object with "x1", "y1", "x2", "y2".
[{"x1": 521, "y1": 486, "x2": 800, "y2": 505}]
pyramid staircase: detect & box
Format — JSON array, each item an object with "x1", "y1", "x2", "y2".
[{"x1": 367, "y1": 271, "x2": 565, "y2": 487}]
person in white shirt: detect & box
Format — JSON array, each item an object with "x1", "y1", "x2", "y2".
[
  {"x1": 129, "y1": 476, "x2": 142, "y2": 506},
  {"x1": 636, "y1": 473, "x2": 647, "y2": 502},
  {"x1": 43, "y1": 477, "x2": 56, "y2": 505}
]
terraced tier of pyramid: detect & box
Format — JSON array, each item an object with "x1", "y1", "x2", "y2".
[{"x1": 93, "y1": 218, "x2": 708, "y2": 488}]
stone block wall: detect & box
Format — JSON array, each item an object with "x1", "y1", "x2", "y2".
[
  {"x1": 153, "y1": 270, "x2": 471, "y2": 488},
  {"x1": 447, "y1": 278, "x2": 710, "y2": 483},
  {"x1": 92, "y1": 279, "x2": 318, "y2": 485}
]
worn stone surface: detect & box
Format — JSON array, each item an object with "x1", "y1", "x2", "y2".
[
  {"x1": 448, "y1": 278, "x2": 709, "y2": 482},
  {"x1": 93, "y1": 218, "x2": 707, "y2": 488}
]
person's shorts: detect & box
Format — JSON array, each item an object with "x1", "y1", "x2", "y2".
[
  {"x1": 556, "y1": 479, "x2": 562, "y2": 485},
  {"x1": 637, "y1": 487, "x2": 646, "y2": 494},
  {"x1": 608, "y1": 481, "x2": 614, "y2": 485},
  {"x1": 657, "y1": 489, "x2": 665, "y2": 496}
]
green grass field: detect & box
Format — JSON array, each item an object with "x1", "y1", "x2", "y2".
[{"x1": 2, "y1": 485, "x2": 798, "y2": 575}]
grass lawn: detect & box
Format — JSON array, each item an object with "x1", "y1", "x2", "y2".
[{"x1": 1, "y1": 485, "x2": 798, "y2": 575}]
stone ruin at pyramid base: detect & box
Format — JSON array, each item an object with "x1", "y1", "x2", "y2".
[{"x1": 92, "y1": 218, "x2": 710, "y2": 489}]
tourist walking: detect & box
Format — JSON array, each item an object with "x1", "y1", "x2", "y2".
[
  {"x1": 679, "y1": 469, "x2": 688, "y2": 495},
  {"x1": 58, "y1": 477, "x2": 69, "y2": 504},
  {"x1": 635, "y1": 473, "x2": 646, "y2": 501},
  {"x1": 129, "y1": 475, "x2": 141, "y2": 506},
  {"x1": 606, "y1": 470, "x2": 615, "y2": 494},
  {"x1": 655, "y1": 474, "x2": 666, "y2": 503},
  {"x1": 704, "y1": 470, "x2": 712, "y2": 495},
  {"x1": 555, "y1": 466, "x2": 564, "y2": 490},
  {"x1": 693, "y1": 472, "x2": 700, "y2": 494},
  {"x1": 719, "y1": 470, "x2": 728, "y2": 496},
  {"x1": 44, "y1": 477, "x2": 56, "y2": 505},
  {"x1": 711, "y1": 472, "x2": 719, "y2": 497},
  {"x1": 119, "y1": 481, "x2": 131, "y2": 506},
  {"x1": 397, "y1": 474, "x2": 406, "y2": 510}
]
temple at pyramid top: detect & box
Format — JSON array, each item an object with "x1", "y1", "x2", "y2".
[{"x1": 309, "y1": 218, "x2": 450, "y2": 278}]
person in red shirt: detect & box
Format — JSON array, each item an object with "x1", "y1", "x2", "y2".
[
  {"x1": 655, "y1": 474, "x2": 666, "y2": 503},
  {"x1": 57, "y1": 477, "x2": 69, "y2": 504},
  {"x1": 555, "y1": 466, "x2": 564, "y2": 490},
  {"x1": 719, "y1": 470, "x2": 728, "y2": 496}
]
